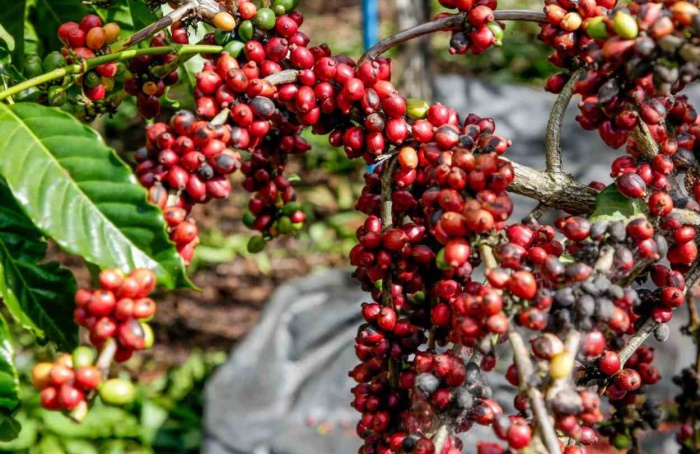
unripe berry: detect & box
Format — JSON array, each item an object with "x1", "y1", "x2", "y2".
[
  {"x1": 31, "y1": 362, "x2": 54, "y2": 390},
  {"x1": 99, "y1": 378, "x2": 136, "y2": 406}
]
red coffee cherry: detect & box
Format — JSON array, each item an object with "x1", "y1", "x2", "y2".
[{"x1": 598, "y1": 350, "x2": 621, "y2": 375}]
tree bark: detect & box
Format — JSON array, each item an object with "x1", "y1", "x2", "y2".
[{"x1": 394, "y1": 0, "x2": 433, "y2": 100}]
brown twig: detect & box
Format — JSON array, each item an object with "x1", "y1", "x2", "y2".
[
  {"x1": 380, "y1": 156, "x2": 400, "y2": 387},
  {"x1": 508, "y1": 161, "x2": 700, "y2": 222},
  {"x1": 526, "y1": 202, "x2": 551, "y2": 221},
  {"x1": 545, "y1": 69, "x2": 584, "y2": 174},
  {"x1": 358, "y1": 10, "x2": 547, "y2": 65},
  {"x1": 507, "y1": 161, "x2": 598, "y2": 214},
  {"x1": 110, "y1": 0, "x2": 227, "y2": 53},
  {"x1": 110, "y1": 2, "x2": 197, "y2": 53},
  {"x1": 687, "y1": 291, "x2": 700, "y2": 333},
  {"x1": 619, "y1": 318, "x2": 657, "y2": 367},
  {"x1": 509, "y1": 329, "x2": 562, "y2": 454}
]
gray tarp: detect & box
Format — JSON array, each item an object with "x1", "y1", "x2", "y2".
[{"x1": 204, "y1": 77, "x2": 698, "y2": 454}]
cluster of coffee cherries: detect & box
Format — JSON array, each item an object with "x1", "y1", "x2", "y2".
[
  {"x1": 191, "y1": 50, "x2": 309, "y2": 243},
  {"x1": 482, "y1": 212, "x2": 685, "y2": 448},
  {"x1": 408, "y1": 351, "x2": 536, "y2": 452},
  {"x1": 56, "y1": 15, "x2": 122, "y2": 102},
  {"x1": 72, "y1": 268, "x2": 157, "y2": 362},
  {"x1": 509, "y1": 348, "x2": 603, "y2": 452},
  {"x1": 135, "y1": 110, "x2": 240, "y2": 261},
  {"x1": 539, "y1": 0, "x2": 700, "y2": 213},
  {"x1": 346, "y1": 107, "x2": 528, "y2": 452},
  {"x1": 124, "y1": 28, "x2": 184, "y2": 118},
  {"x1": 40, "y1": 0, "x2": 700, "y2": 449},
  {"x1": 506, "y1": 335, "x2": 604, "y2": 449},
  {"x1": 598, "y1": 347, "x2": 663, "y2": 450},
  {"x1": 19, "y1": 52, "x2": 72, "y2": 107},
  {"x1": 31, "y1": 346, "x2": 135, "y2": 416},
  {"x1": 434, "y1": 0, "x2": 504, "y2": 55}
]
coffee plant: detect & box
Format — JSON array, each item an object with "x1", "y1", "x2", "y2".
[{"x1": 4, "y1": 0, "x2": 700, "y2": 452}]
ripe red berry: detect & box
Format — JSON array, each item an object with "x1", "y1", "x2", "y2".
[
  {"x1": 507, "y1": 271, "x2": 537, "y2": 300},
  {"x1": 75, "y1": 366, "x2": 102, "y2": 391},
  {"x1": 598, "y1": 350, "x2": 621, "y2": 375},
  {"x1": 40, "y1": 387, "x2": 61, "y2": 410},
  {"x1": 617, "y1": 173, "x2": 647, "y2": 198}
]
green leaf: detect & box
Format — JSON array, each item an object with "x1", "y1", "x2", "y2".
[
  {"x1": 0, "y1": 0, "x2": 26, "y2": 67},
  {"x1": 41, "y1": 401, "x2": 141, "y2": 439},
  {"x1": 31, "y1": 0, "x2": 88, "y2": 53},
  {"x1": 0, "y1": 412, "x2": 36, "y2": 448},
  {"x1": 0, "y1": 314, "x2": 19, "y2": 416},
  {"x1": 0, "y1": 413, "x2": 21, "y2": 442},
  {"x1": 0, "y1": 177, "x2": 78, "y2": 350},
  {"x1": 589, "y1": 184, "x2": 646, "y2": 223},
  {"x1": 0, "y1": 103, "x2": 190, "y2": 289}
]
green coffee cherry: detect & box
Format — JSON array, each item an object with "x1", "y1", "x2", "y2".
[
  {"x1": 238, "y1": 20, "x2": 255, "y2": 42},
  {"x1": 273, "y1": 0, "x2": 296, "y2": 12},
  {"x1": 612, "y1": 434, "x2": 630, "y2": 450},
  {"x1": 412, "y1": 291, "x2": 426, "y2": 304},
  {"x1": 277, "y1": 216, "x2": 293, "y2": 234},
  {"x1": 435, "y1": 248, "x2": 452, "y2": 271},
  {"x1": 99, "y1": 378, "x2": 136, "y2": 406},
  {"x1": 72, "y1": 346, "x2": 95, "y2": 369},
  {"x1": 613, "y1": 11, "x2": 639, "y2": 39},
  {"x1": 406, "y1": 98, "x2": 429, "y2": 120},
  {"x1": 486, "y1": 22, "x2": 504, "y2": 46},
  {"x1": 59, "y1": 101, "x2": 76, "y2": 114},
  {"x1": 253, "y1": 8, "x2": 276, "y2": 31},
  {"x1": 83, "y1": 71, "x2": 102, "y2": 89},
  {"x1": 282, "y1": 201, "x2": 301, "y2": 216},
  {"x1": 242, "y1": 210, "x2": 256, "y2": 229},
  {"x1": 272, "y1": 5, "x2": 286, "y2": 15},
  {"x1": 224, "y1": 40, "x2": 245, "y2": 58},
  {"x1": 23, "y1": 54, "x2": 44, "y2": 79},
  {"x1": 16, "y1": 87, "x2": 42, "y2": 103},
  {"x1": 47, "y1": 86, "x2": 67, "y2": 106},
  {"x1": 247, "y1": 236, "x2": 267, "y2": 253},
  {"x1": 42, "y1": 52, "x2": 67, "y2": 72},
  {"x1": 141, "y1": 323, "x2": 154, "y2": 349},
  {"x1": 214, "y1": 29, "x2": 233, "y2": 46},
  {"x1": 291, "y1": 222, "x2": 304, "y2": 232},
  {"x1": 584, "y1": 16, "x2": 609, "y2": 40}
]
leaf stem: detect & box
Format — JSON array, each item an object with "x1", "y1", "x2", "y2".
[{"x1": 0, "y1": 45, "x2": 223, "y2": 102}]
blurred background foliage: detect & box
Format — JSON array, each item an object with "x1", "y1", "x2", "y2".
[{"x1": 4, "y1": 0, "x2": 556, "y2": 451}]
